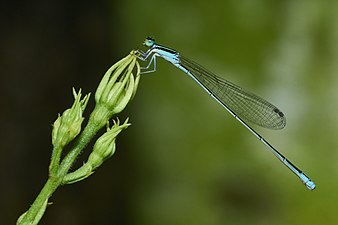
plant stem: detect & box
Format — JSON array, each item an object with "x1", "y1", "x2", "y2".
[
  {"x1": 18, "y1": 53, "x2": 139, "y2": 224},
  {"x1": 49, "y1": 146, "x2": 62, "y2": 176},
  {"x1": 19, "y1": 177, "x2": 60, "y2": 225},
  {"x1": 19, "y1": 106, "x2": 106, "y2": 225}
]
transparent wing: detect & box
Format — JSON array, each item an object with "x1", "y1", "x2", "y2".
[{"x1": 180, "y1": 56, "x2": 286, "y2": 129}]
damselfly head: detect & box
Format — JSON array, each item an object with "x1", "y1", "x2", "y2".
[{"x1": 144, "y1": 37, "x2": 155, "y2": 47}]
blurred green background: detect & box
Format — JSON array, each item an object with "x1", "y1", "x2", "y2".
[{"x1": 1, "y1": 0, "x2": 337, "y2": 224}]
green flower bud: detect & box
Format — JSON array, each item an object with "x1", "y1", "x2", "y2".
[
  {"x1": 92, "y1": 52, "x2": 140, "y2": 126},
  {"x1": 52, "y1": 88, "x2": 90, "y2": 148},
  {"x1": 87, "y1": 118, "x2": 130, "y2": 169}
]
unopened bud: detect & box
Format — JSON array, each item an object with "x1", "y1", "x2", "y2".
[
  {"x1": 91, "y1": 52, "x2": 140, "y2": 127},
  {"x1": 87, "y1": 118, "x2": 130, "y2": 169},
  {"x1": 52, "y1": 88, "x2": 90, "y2": 148}
]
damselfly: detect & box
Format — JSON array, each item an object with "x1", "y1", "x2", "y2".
[{"x1": 135, "y1": 37, "x2": 315, "y2": 190}]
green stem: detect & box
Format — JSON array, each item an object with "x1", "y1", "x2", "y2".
[
  {"x1": 49, "y1": 146, "x2": 62, "y2": 176},
  {"x1": 19, "y1": 105, "x2": 108, "y2": 224},
  {"x1": 18, "y1": 177, "x2": 60, "y2": 225},
  {"x1": 18, "y1": 53, "x2": 139, "y2": 225}
]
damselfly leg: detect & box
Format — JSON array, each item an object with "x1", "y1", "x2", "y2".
[{"x1": 135, "y1": 49, "x2": 158, "y2": 74}]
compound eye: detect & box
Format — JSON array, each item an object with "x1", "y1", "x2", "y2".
[{"x1": 144, "y1": 37, "x2": 155, "y2": 47}]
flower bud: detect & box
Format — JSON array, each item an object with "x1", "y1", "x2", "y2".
[
  {"x1": 52, "y1": 88, "x2": 90, "y2": 148},
  {"x1": 87, "y1": 118, "x2": 130, "y2": 169},
  {"x1": 92, "y1": 52, "x2": 140, "y2": 126}
]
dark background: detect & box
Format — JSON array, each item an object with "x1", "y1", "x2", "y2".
[{"x1": 1, "y1": 0, "x2": 337, "y2": 224}]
